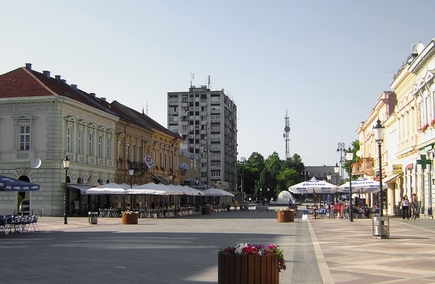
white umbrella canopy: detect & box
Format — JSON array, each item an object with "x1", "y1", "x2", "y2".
[
  {"x1": 175, "y1": 185, "x2": 203, "y2": 196},
  {"x1": 203, "y1": 188, "x2": 235, "y2": 197},
  {"x1": 338, "y1": 177, "x2": 384, "y2": 193},
  {"x1": 128, "y1": 182, "x2": 180, "y2": 195},
  {"x1": 86, "y1": 182, "x2": 130, "y2": 195},
  {"x1": 288, "y1": 177, "x2": 338, "y2": 194}
]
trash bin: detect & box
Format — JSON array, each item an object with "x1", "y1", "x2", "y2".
[
  {"x1": 372, "y1": 216, "x2": 389, "y2": 238},
  {"x1": 88, "y1": 211, "x2": 98, "y2": 225}
]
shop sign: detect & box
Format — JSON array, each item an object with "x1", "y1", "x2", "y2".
[{"x1": 393, "y1": 164, "x2": 403, "y2": 174}]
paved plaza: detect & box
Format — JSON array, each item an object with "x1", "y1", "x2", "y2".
[{"x1": 1, "y1": 210, "x2": 435, "y2": 284}]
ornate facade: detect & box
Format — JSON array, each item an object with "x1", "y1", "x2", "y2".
[{"x1": 0, "y1": 64, "x2": 183, "y2": 216}]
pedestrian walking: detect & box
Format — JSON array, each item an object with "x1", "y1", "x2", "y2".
[
  {"x1": 233, "y1": 199, "x2": 238, "y2": 211},
  {"x1": 400, "y1": 195, "x2": 410, "y2": 220},
  {"x1": 411, "y1": 193, "x2": 419, "y2": 220},
  {"x1": 74, "y1": 198, "x2": 80, "y2": 216}
]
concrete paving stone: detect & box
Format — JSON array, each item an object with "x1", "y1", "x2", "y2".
[{"x1": 2, "y1": 211, "x2": 435, "y2": 283}]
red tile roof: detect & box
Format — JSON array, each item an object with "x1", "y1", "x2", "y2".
[{"x1": 0, "y1": 64, "x2": 182, "y2": 140}]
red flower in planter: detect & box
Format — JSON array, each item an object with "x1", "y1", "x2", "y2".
[
  {"x1": 419, "y1": 123, "x2": 430, "y2": 133},
  {"x1": 220, "y1": 243, "x2": 286, "y2": 272}
]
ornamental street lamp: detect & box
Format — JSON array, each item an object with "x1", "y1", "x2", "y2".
[
  {"x1": 373, "y1": 119, "x2": 385, "y2": 217},
  {"x1": 63, "y1": 156, "x2": 70, "y2": 225},
  {"x1": 334, "y1": 163, "x2": 340, "y2": 185},
  {"x1": 129, "y1": 169, "x2": 134, "y2": 208},
  {"x1": 346, "y1": 147, "x2": 354, "y2": 222},
  {"x1": 334, "y1": 163, "x2": 340, "y2": 203},
  {"x1": 337, "y1": 142, "x2": 346, "y2": 184}
]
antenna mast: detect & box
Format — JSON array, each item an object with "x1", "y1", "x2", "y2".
[
  {"x1": 283, "y1": 110, "x2": 291, "y2": 159},
  {"x1": 190, "y1": 73, "x2": 194, "y2": 87}
]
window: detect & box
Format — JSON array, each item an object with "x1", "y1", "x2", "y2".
[
  {"x1": 88, "y1": 133, "x2": 94, "y2": 156},
  {"x1": 98, "y1": 136, "x2": 103, "y2": 157},
  {"x1": 78, "y1": 131, "x2": 83, "y2": 154},
  {"x1": 67, "y1": 127, "x2": 72, "y2": 152},
  {"x1": 106, "y1": 137, "x2": 112, "y2": 159},
  {"x1": 19, "y1": 126, "x2": 30, "y2": 151},
  {"x1": 211, "y1": 171, "x2": 221, "y2": 177}
]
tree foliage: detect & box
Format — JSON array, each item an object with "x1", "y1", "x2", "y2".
[{"x1": 238, "y1": 152, "x2": 306, "y2": 201}]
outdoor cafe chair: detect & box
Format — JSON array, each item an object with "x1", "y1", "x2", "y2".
[
  {"x1": 5, "y1": 215, "x2": 18, "y2": 234},
  {"x1": 0, "y1": 216, "x2": 7, "y2": 235},
  {"x1": 30, "y1": 215, "x2": 39, "y2": 231},
  {"x1": 318, "y1": 208, "x2": 327, "y2": 218}
]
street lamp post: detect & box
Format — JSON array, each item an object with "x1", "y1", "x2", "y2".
[
  {"x1": 337, "y1": 142, "x2": 346, "y2": 184},
  {"x1": 334, "y1": 163, "x2": 340, "y2": 185},
  {"x1": 129, "y1": 169, "x2": 134, "y2": 208},
  {"x1": 346, "y1": 147, "x2": 354, "y2": 222},
  {"x1": 373, "y1": 119, "x2": 385, "y2": 217},
  {"x1": 63, "y1": 156, "x2": 70, "y2": 225},
  {"x1": 334, "y1": 163, "x2": 340, "y2": 203},
  {"x1": 169, "y1": 173, "x2": 173, "y2": 185},
  {"x1": 240, "y1": 157, "x2": 246, "y2": 202},
  {"x1": 326, "y1": 173, "x2": 332, "y2": 207}
]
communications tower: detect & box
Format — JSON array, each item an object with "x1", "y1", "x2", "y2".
[{"x1": 283, "y1": 110, "x2": 291, "y2": 159}]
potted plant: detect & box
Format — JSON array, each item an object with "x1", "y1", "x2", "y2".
[
  {"x1": 218, "y1": 243, "x2": 285, "y2": 284},
  {"x1": 121, "y1": 210, "x2": 139, "y2": 224},
  {"x1": 276, "y1": 207, "x2": 296, "y2": 222}
]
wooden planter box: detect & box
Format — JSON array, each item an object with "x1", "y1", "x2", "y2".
[
  {"x1": 277, "y1": 211, "x2": 294, "y2": 222},
  {"x1": 202, "y1": 206, "x2": 212, "y2": 215},
  {"x1": 218, "y1": 253, "x2": 279, "y2": 284},
  {"x1": 122, "y1": 213, "x2": 138, "y2": 224}
]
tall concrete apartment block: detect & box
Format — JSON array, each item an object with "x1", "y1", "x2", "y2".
[{"x1": 167, "y1": 85, "x2": 237, "y2": 191}]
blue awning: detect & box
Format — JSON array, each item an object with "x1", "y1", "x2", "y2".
[{"x1": 0, "y1": 175, "x2": 40, "y2": 192}]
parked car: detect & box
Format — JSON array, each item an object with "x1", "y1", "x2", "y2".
[{"x1": 19, "y1": 199, "x2": 30, "y2": 215}]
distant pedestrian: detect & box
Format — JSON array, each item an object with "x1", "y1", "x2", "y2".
[
  {"x1": 74, "y1": 198, "x2": 80, "y2": 216},
  {"x1": 411, "y1": 193, "x2": 419, "y2": 220},
  {"x1": 233, "y1": 199, "x2": 238, "y2": 211},
  {"x1": 400, "y1": 195, "x2": 410, "y2": 220},
  {"x1": 288, "y1": 197, "x2": 292, "y2": 208}
]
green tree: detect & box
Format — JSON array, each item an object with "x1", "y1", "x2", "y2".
[
  {"x1": 343, "y1": 140, "x2": 360, "y2": 181},
  {"x1": 237, "y1": 151, "x2": 307, "y2": 201}
]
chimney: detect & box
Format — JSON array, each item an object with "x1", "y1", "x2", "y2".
[
  {"x1": 100, "y1": 97, "x2": 106, "y2": 101},
  {"x1": 90, "y1": 93, "x2": 96, "y2": 97},
  {"x1": 42, "y1": 70, "x2": 50, "y2": 78},
  {"x1": 25, "y1": 63, "x2": 32, "y2": 70},
  {"x1": 71, "y1": 84, "x2": 77, "y2": 89},
  {"x1": 55, "y1": 75, "x2": 61, "y2": 81}
]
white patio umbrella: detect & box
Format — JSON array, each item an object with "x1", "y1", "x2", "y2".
[
  {"x1": 86, "y1": 182, "x2": 130, "y2": 195},
  {"x1": 338, "y1": 177, "x2": 385, "y2": 194},
  {"x1": 175, "y1": 185, "x2": 203, "y2": 196},
  {"x1": 203, "y1": 188, "x2": 235, "y2": 197},
  {"x1": 288, "y1": 177, "x2": 338, "y2": 194},
  {"x1": 127, "y1": 182, "x2": 176, "y2": 195}
]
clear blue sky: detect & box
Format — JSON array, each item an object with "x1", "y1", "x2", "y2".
[{"x1": 1, "y1": 0, "x2": 435, "y2": 166}]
